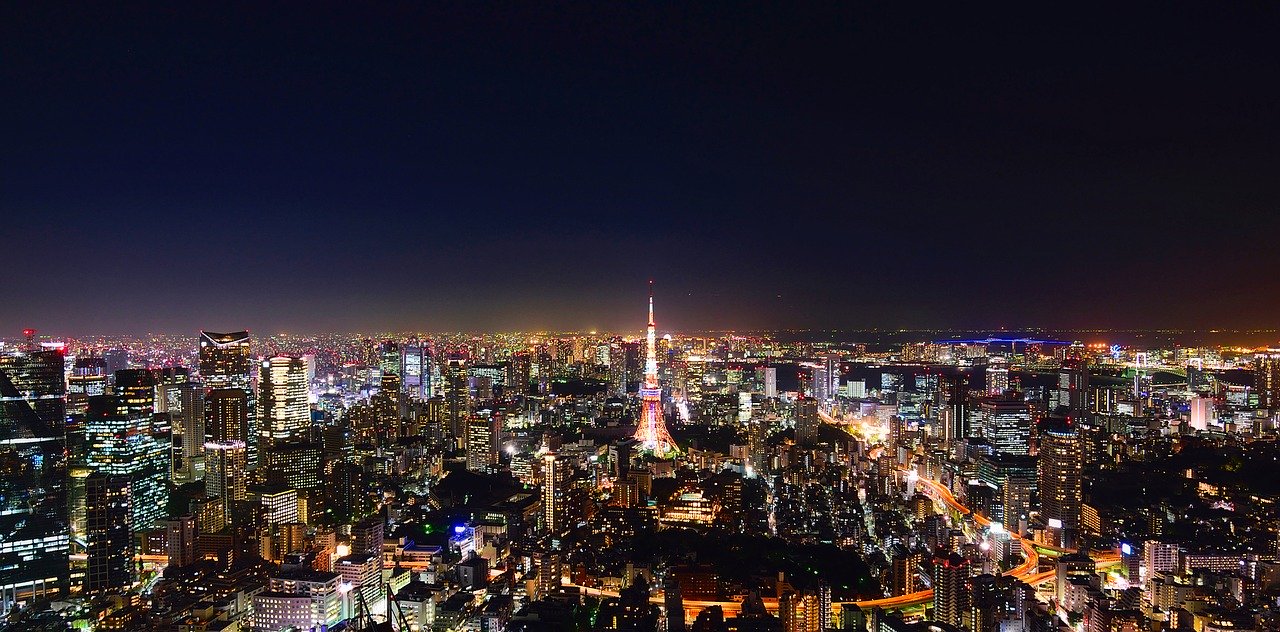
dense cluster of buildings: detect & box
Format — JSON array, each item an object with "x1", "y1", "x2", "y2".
[{"x1": 2, "y1": 311, "x2": 1279, "y2": 631}]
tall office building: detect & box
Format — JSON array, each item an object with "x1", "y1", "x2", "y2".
[
  {"x1": 206, "y1": 388, "x2": 250, "y2": 445},
  {"x1": 113, "y1": 368, "x2": 157, "y2": 418},
  {"x1": 68, "y1": 357, "x2": 109, "y2": 416},
  {"x1": 401, "y1": 342, "x2": 427, "y2": 400},
  {"x1": 931, "y1": 552, "x2": 970, "y2": 628},
  {"x1": 198, "y1": 331, "x2": 256, "y2": 465},
  {"x1": 976, "y1": 453, "x2": 1037, "y2": 528},
  {"x1": 378, "y1": 341, "x2": 400, "y2": 382},
  {"x1": 1188, "y1": 395, "x2": 1214, "y2": 432},
  {"x1": 102, "y1": 349, "x2": 129, "y2": 376},
  {"x1": 444, "y1": 358, "x2": 469, "y2": 444},
  {"x1": 0, "y1": 346, "x2": 69, "y2": 611},
  {"x1": 258, "y1": 356, "x2": 310, "y2": 448},
  {"x1": 84, "y1": 473, "x2": 132, "y2": 595},
  {"x1": 1053, "y1": 360, "x2": 1090, "y2": 418},
  {"x1": 763, "y1": 367, "x2": 777, "y2": 399},
  {"x1": 157, "y1": 380, "x2": 205, "y2": 482},
  {"x1": 206, "y1": 440, "x2": 248, "y2": 506},
  {"x1": 84, "y1": 396, "x2": 170, "y2": 533},
  {"x1": 1038, "y1": 419, "x2": 1083, "y2": 549},
  {"x1": 261, "y1": 441, "x2": 322, "y2": 491},
  {"x1": 974, "y1": 397, "x2": 1031, "y2": 456},
  {"x1": 466, "y1": 412, "x2": 501, "y2": 472}
]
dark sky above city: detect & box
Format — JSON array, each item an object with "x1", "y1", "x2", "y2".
[{"x1": 4, "y1": 4, "x2": 1279, "y2": 334}]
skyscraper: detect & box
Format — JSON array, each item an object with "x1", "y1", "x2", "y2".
[
  {"x1": 466, "y1": 412, "x2": 501, "y2": 472},
  {"x1": 401, "y1": 342, "x2": 427, "y2": 400},
  {"x1": 199, "y1": 331, "x2": 256, "y2": 464},
  {"x1": 1053, "y1": 360, "x2": 1090, "y2": 419},
  {"x1": 68, "y1": 357, "x2": 108, "y2": 416},
  {"x1": 509, "y1": 351, "x2": 532, "y2": 396},
  {"x1": 444, "y1": 357, "x2": 470, "y2": 446},
  {"x1": 84, "y1": 473, "x2": 132, "y2": 595},
  {"x1": 634, "y1": 286, "x2": 678, "y2": 456},
  {"x1": 84, "y1": 395, "x2": 170, "y2": 533},
  {"x1": 1038, "y1": 419, "x2": 1083, "y2": 549},
  {"x1": 0, "y1": 346, "x2": 69, "y2": 611},
  {"x1": 816, "y1": 352, "x2": 839, "y2": 402},
  {"x1": 931, "y1": 552, "x2": 970, "y2": 628},
  {"x1": 258, "y1": 356, "x2": 310, "y2": 448},
  {"x1": 940, "y1": 373, "x2": 969, "y2": 442},
  {"x1": 985, "y1": 357, "x2": 1009, "y2": 396},
  {"x1": 976, "y1": 453, "x2": 1037, "y2": 529},
  {"x1": 113, "y1": 368, "x2": 157, "y2": 418},
  {"x1": 206, "y1": 388, "x2": 250, "y2": 445},
  {"x1": 157, "y1": 380, "x2": 205, "y2": 482},
  {"x1": 206, "y1": 440, "x2": 248, "y2": 506},
  {"x1": 1255, "y1": 349, "x2": 1280, "y2": 409},
  {"x1": 542, "y1": 452, "x2": 564, "y2": 534},
  {"x1": 795, "y1": 398, "x2": 820, "y2": 446},
  {"x1": 975, "y1": 397, "x2": 1031, "y2": 456}
]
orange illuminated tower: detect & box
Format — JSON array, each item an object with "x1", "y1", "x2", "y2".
[{"x1": 634, "y1": 284, "x2": 679, "y2": 456}]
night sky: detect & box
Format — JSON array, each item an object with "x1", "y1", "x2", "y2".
[{"x1": 5, "y1": 4, "x2": 1279, "y2": 334}]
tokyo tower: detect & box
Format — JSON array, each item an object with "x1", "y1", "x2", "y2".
[{"x1": 634, "y1": 283, "x2": 679, "y2": 456}]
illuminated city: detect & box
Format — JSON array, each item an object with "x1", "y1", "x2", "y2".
[{"x1": 4, "y1": 4, "x2": 1280, "y2": 632}]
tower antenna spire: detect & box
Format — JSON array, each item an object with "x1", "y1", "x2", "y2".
[
  {"x1": 635, "y1": 282, "x2": 678, "y2": 456},
  {"x1": 648, "y1": 280, "x2": 654, "y2": 327}
]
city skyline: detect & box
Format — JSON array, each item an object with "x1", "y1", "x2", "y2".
[
  {"x1": 6, "y1": 4, "x2": 1280, "y2": 333},
  {"x1": 4, "y1": 5, "x2": 1280, "y2": 629}
]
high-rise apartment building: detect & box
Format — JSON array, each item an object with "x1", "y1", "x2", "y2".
[
  {"x1": 205, "y1": 440, "x2": 248, "y2": 506},
  {"x1": 1255, "y1": 350, "x2": 1280, "y2": 409},
  {"x1": 164, "y1": 515, "x2": 197, "y2": 568},
  {"x1": 932, "y1": 552, "x2": 970, "y2": 628},
  {"x1": 1038, "y1": 420, "x2": 1083, "y2": 549},
  {"x1": 542, "y1": 452, "x2": 565, "y2": 534},
  {"x1": 985, "y1": 357, "x2": 1009, "y2": 396},
  {"x1": 794, "y1": 398, "x2": 820, "y2": 446}
]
